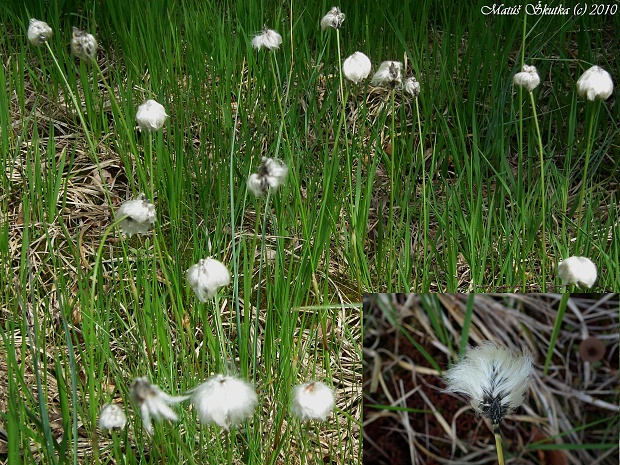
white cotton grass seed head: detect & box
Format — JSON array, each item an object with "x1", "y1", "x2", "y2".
[
  {"x1": 320, "y1": 6, "x2": 345, "y2": 31},
  {"x1": 247, "y1": 173, "x2": 265, "y2": 197},
  {"x1": 251, "y1": 28, "x2": 282, "y2": 51},
  {"x1": 557, "y1": 256, "x2": 597, "y2": 289},
  {"x1": 98, "y1": 403, "x2": 127, "y2": 431},
  {"x1": 576, "y1": 65, "x2": 614, "y2": 101},
  {"x1": 129, "y1": 377, "x2": 188, "y2": 435},
  {"x1": 190, "y1": 374, "x2": 258, "y2": 430},
  {"x1": 186, "y1": 257, "x2": 231, "y2": 301},
  {"x1": 71, "y1": 27, "x2": 98, "y2": 61},
  {"x1": 513, "y1": 64, "x2": 540, "y2": 92},
  {"x1": 291, "y1": 381, "x2": 335, "y2": 422},
  {"x1": 136, "y1": 99, "x2": 168, "y2": 131},
  {"x1": 27, "y1": 19, "x2": 53, "y2": 46},
  {"x1": 116, "y1": 193, "x2": 156, "y2": 237},
  {"x1": 371, "y1": 61, "x2": 404, "y2": 87},
  {"x1": 260, "y1": 157, "x2": 288, "y2": 189},
  {"x1": 247, "y1": 157, "x2": 288, "y2": 196},
  {"x1": 342, "y1": 52, "x2": 372, "y2": 85},
  {"x1": 402, "y1": 76, "x2": 421, "y2": 98},
  {"x1": 443, "y1": 341, "x2": 532, "y2": 426}
]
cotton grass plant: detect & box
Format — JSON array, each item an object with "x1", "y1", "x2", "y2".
[
  {"x1": 8, "y1": 1, "x2": 618, "y2": 294},
  {"x1": 366, "y1": 294, "x2": 618, "y2": 465},
  {"x1": 2, "y1": 4, "x2": 361, "y2": 464},
  {"x1": 1, "y1": 3, "x2": 618, "y2": 461},
  {"x1": 513, "y1": 61, "x2": 547, "y2": 291},
  {"x1": 444, "y1": 342, "x2": 533, "y2": 465}
]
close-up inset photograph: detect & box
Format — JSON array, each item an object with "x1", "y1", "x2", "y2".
[{"x1": 363, "y1": 294, "x2": 619, "y2": 465}]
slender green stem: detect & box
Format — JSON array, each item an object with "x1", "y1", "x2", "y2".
[
  {"x1": 520, "y1": 15, "x2": 527, "y2": 68},
  {"x1": 387, "y1": 91, "x2": 396, "y2": 288},
  {"x1": 528, "y1": 90, "x2": 546, "y2": 292},
  {"x1": 576, "y1": 101, "x2": 598, "y2": 226},
  {"x1": 231, "y1": 70, "x2": 244, "y2": 356},
  {"x1": 336, "y1": 31, "x2": 354, "y2": 217},
  {"x1": 518, "y1": 15, "x2": 527, "y2": 289},
  {"x1": 543, "y1": 291, "x2": 571, "y2": 375},
  {"x1": 148, "y1": 135, "x2": 154, "y2": 196},
  {"x1": 226, "y1": 432, "x2": 233, "y2": 465},
  {"x1": 415, "y1": 97, "x2": 427, "y2": 279},
  {"x1": 335, "y1": 30, "x2": 345, "y2": 117},
  {"x1": 212, "y1": 295, "x2": 229, "y2": 371},
  {"x1": 90, "y1": 215, "x2": 129, "y2": 310},
  {"x1": 335, "y1": 30, "x2": 361, "y2": 292},
  {"x1": 494, "y1": 430, "x2": 505, "y2": 465},
  {"x1": 516, "y1": 88, "x2": 526, "y2": 288},
  {"x1": 254, "y1": 189, "x2": 271, "y2": 365}
]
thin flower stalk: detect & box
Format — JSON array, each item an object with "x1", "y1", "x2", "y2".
[
  {"x1": 527, "y1": 88, "x2": 547, "y2": 291},
  {"x1": 514, "y1": 63, "x2": 546, "y2": 290},
  {"x1": 575, "y1": 68, "x2": 609, "y2": 226}
]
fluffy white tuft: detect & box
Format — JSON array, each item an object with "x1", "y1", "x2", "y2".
[
  {"x1": 513, "y1": 64, "x2": 540, "y2": 92},
  {"x1": 291, "y1": 381, "x2": 335, "y2": 422},
  {"x1": 342, "y1": 52, "x2": 372, "y2": 85},
  {"x1": 189, "y1": 374, "x2": 258, "y2": 430},
  {"x1": 186, "y1": 257, "x2": 231, "y2": 301},
  {"x1": 136, "y1": 99, "x2": 168, "y2": 131},
  {"x1": 402, "y1": 76, "x2": 421, "y2": 98},
  {"x1": 116, "y1": 194, "x2": 156, "y2": 237},
  {"x1": 247, "y1": 157, "x2": 288, "y2": 196},
  {"x1": 320, "y1": 7, "x2": 345, "y2": 31},
  {"x1": 444, "y1": 341, "x2": 532, "y2": 424},
  {"x1": 576, "y1": 65, "x2": 614, "y2": 101},
  {"x1": 27, "y1": 19, "x2": 53, "y2": 46},
  {"x1": 557, "y1": 256, "x2": 597, "y2": 288},
  {"x1": 71, "y1": 27, "x2": 98, "y2": 61},
  {"x1": 98, "y1": 403, "x2": 127, "y2": 431},
  {"x1": 130, "y1": 377, "x2": 188, "y2": 434},
  {"x1": 247, "y1": 173, "x2": 266, "y2": 197},
  {"x1": 251, "y1": 28, "x2": 282, "y2": 51},
  {"x1": 371, "y1": 61, "x2": 403, "y2": 87}
]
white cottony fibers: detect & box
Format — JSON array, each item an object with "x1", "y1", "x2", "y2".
[
  {"x1": 291, "y1": 381, "x2": 335, "y2": 422},
  {"x1": 371, "y1": 61, "x2": 403, "y2": 87},
  {"x1": 513, "y1": 64, "x2": 540, "y2": 92},
  {"x1": 251, "y1": 28, "x2": 282, "y2": 51},
  {"x1": 186, "y1": 257, "x2": 231, "y2": 301},
  {"x1": 444, "y1": 342, "x2": 532, "y2": 425},
  {"x1": 98, "y1": 403, "x2": 127, "y2": 431},
  {"x1": 27, "y1": 19, "x2": 53, "y2": 46},
  {"x1": 190, "y1": 374, "x2": 258, "y2": 430},
  {"x1": 246, "y1": 157, "x2": 288, "y2": 196},
  {"x1": 402, "y1": 76, "x2": 421, "y2": 98},
  {"x1": 246, "y1": 173, "x2": 265, "y2": 197},
  {"x1": 557, "y1": 256, "x2": 597, "y2": 288},
  {"x1": 342, "y1": 52, "x2": 372, "y2": 85},
  {"x1": 130, "y1": 377, "x2": 188, "y2": 435},
  {"x1": 71, "y1": 27, "x2": 98, "y2": 61},
  {"x1": 320, "y1": 6, "x2": 345, "y2": 31},
  {"x1": 116, "y1": 193, "x2": 156, "y2": 237},
  {"x1": 576, "y1": 65, "x2": 614, "y2": 101},
  {"x1": 136, "y1": 99, "x2": 168, "y2": 131}
]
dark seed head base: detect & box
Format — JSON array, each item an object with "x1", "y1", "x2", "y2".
[{"x1": 480, "y1": 390, "x2": 508, "y2": 426}]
